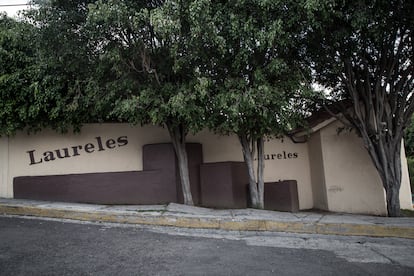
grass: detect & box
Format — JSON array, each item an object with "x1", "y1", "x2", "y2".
[{"x1": 401, "y1": 209, "x2": 414, "y2": 217}]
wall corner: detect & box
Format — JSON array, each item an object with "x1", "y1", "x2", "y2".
[{"x1": 0, "y1": 136, "x2": 11, "y2": 198}]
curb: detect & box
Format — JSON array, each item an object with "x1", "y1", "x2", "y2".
[{"x1": 1, "y1": 204, "x2": 414, "y2": 239}]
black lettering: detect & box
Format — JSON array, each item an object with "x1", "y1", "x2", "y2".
[
  {"x1": 72, "y1": 145, "x2": 82, "y2": 156},
  {"x1": 55, "y1": 148, "x2": 70, "y2": 159},
  {"x1": 95, "y1": 137, "x2": 105, "y2": 151},
  {"x1": 283, "y1": 151, "x2": 287, "y2": 159},
  {"x1": 27, "y1": 136, "x2": 128, "y2": 164},
  {"x1": 293, "y1": 153, "x2": 298, "y2": 158},
  {"x1": 264, "y1": 154, "x2": 270, "y2": 160},
  {"x1": 277, "y1": 153, "x2": 283, "y2": 159},
  {"x1": 27, "y1": 150, "x2": 42, "y2": 165},
  {"x1": 117, "y1": 136, "x2": 128, "y2": 147},
  {"x1": 84, "y1": 143, "x2": 95, "y2": 153},
  {"x1": 43, "y1": 151, "x2": 55, "y2": 162},
  {"x1": 287, "y1": 153, "x2": 293, "y2": 158},
  {"x1": 106, "y1": 138, "x2": 116, "y2": 149},
  {"x1": 271, "y1": 154, "x2": 276, "y2": 160}
]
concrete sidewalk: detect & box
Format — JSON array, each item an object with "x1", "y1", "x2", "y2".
[{"x1": 1, "y1": 198, "x2": 413, "y2": 239}]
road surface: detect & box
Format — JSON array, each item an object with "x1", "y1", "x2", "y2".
[{"x1": 0, "y1": 215, "x2": 413, "y2": 275}]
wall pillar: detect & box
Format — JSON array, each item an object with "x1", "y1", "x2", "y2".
[
  {"x1": 308, "y1": 132, "x2": 329, "y2": 210},
  {"x1": 0, "y1": 136, "x2": 10, "y2": 198}
]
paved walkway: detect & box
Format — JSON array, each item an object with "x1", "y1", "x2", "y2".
[{"x1": 0, "y1": 198, "x2": 413, "y2": 239}]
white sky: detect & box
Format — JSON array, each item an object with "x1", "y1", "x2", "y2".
[{"x1": 0, "y1": 0, "x2": 30, "y2": 17}]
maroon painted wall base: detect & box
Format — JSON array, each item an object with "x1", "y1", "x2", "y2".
[
  {"x1": 14, "y1": 143, "x2": 203, "y2": 205},
  {"x1": 13, "y1": 143, "x2": 300, "y2": 212},
  {"x1": 200, "y1": 162, "x2": 249, "y2": 209},
  {"x1": 14, "y1": 171, "x2": 173, "y2": 204},
  {"x1": 264, "y1": 180, "x2": 299, "y2": 212}
]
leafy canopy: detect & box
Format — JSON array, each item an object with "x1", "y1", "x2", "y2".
[
  {"x1": 196, "y1": 1, "x2": 312, "y2": 139},
  {"x1": 0, "y1": 15, "x2": 37, "y2": 135},
  {"x1": 86, "y1": 0, "x2": 210, "y2": 133}
]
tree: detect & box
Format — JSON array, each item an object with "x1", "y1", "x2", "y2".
[
  {"x1": 14, "y1": 0, "x2": 100, "y2": 134},
  {"x1": 2, "y1": 1, "x2": 207, "y2": 205},
  {"x1": 0, "y1": 14, "x2": 37, "y2": 135},
  {"x1": 195, "y1": 1, "x2": 312, "y2": 209},
  {"x1": 85, "y1": 0, "x2": 210, "y2": 205},
  {"x1": 306, "y1": 0, "x2": 413, "y2": 216}
]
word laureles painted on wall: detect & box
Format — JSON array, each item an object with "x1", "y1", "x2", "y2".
[
  {"x1": 27, "y1": 136, "x2": 128, "y2": 165},
  {"x1": 254, "y1": 151, "x2": 299, "y2": 161},
  {"x1": 264, "y1": 151, "x2": 298, "y2": 160}
]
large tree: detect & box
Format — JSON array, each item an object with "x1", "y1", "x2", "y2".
[
  {"x1": 85, "y1": 0, "x2": 210, "y2": 205},
  {"x1": 307, "y1": 0, "x2": 413, "y2": 216},
  {"x1": 196, "y1": 1, "x2": 312, "y2": 209}
]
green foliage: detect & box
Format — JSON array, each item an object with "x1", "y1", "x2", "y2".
[
  {"x1": 401, "y1": 209, "x2": 414, "y2": 217},
  {"x1": 196, "y1": 1, "x2": 313, "y2": 140},
  {"x1": 85, "y1": 0, "x2": 209, "y2": 133},
  {"x1": 0, "y1": 1, "x2": 104, "y2": 136},
  {"x1": 406, "y1": 157, "x2": 414, "y2": 193},
  {"x1": 404, "y1": 116, "x2": 414, "y2": 192},
  {"x1": 24, "y1": 0, "x2": 101, "y2": 132},
  {"x1": 404, "y1": 115, "x2": 414, "y2": 157},
  {"x1": 0, "y1": 15, "x2": 37, "y2": 135},
  {"x1": 306, "y1": 0, "x2": 413, "y2": 100},
  {"x1": 1, "y1": 0, "x2": 313, "y2": 138}
]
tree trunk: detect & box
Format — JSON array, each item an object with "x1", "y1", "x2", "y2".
[
  {"x1": 385, "y1": 183, "x2": 401, "y2": 217},
  {"x1": 362, "y1": 134, "x2": 402, "y2": 217},
  {"x1": 167, "y1": 123, "x2": 194, "y2": 206},
  {"x1": 381, "y1": 142, "x2": 402, "y2": 217},
  {"x1": 238, "y1": 133, "x2": 264, "y2": 209},
  {"x1": 257, "y1": 137, "x2": 265, "y2": 208}
]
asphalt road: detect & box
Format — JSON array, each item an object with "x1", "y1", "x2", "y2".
[{"x1": 0, "y1": 216, "x2": 413, "y2": 276}]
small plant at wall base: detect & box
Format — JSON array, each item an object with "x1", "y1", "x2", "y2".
[
  {"x1": 406, "y1": 158, "x2": 414, "y2": 194},
  {"x1": 404, "y1": 115, "x2": 414, "y2": 194}
]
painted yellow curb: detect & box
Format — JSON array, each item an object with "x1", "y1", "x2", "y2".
[{"x1": 1, "y1": 205, "x2": 413, "y2": 239}]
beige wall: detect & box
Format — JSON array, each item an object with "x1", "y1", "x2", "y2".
[
  {"x1": 1, "y1": 124, "x2": 313, "y2": 209},
  {"x1": 7, "y1": 124, "x2": 169, "y2": 179},
  {"x1": 314, "y1": 120, "x2": 413, "y2": 215},
  {"x1": 320, "y1": 121, "x2": 386, "y2": 215},
  {"x1": 1, "y1": 122, "x2": 411, "y2": 214},
  {"x1": 0, "y1": 137, "x2": 9, "y2": 197},
  {"x1": 188, "y1": 131, "x2": 313, "y2": 209},
  {"x1": 308, "y1": 132, "x2": 328, "y2": 210},
  {"x1": 399, "y1": 141, "x2": 413, "y2": 210}
]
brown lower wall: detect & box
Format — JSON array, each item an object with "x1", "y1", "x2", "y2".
[
  {"x1": 13, "y1": 143, "x2": 203, "y2": 205},
  {"x1": 12, "y1": 142, "x2": 301, "y2": 211},
  {"x1": 200, "y1": 162, "x2": 249, "y2": 208},
  {"x1": 13, "y1": 170, "x2": 175, "y2": 204},
  {"x1": 264, "y1": 180, "x2": 299, "y2": 212}
]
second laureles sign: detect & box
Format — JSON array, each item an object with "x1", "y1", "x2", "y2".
[{"x1": 27, "y1": 136, "x2": 128, "y2": 165}]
